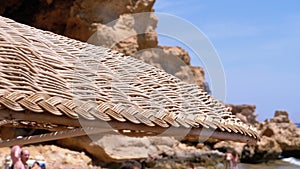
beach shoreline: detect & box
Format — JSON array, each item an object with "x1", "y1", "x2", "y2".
[{"x1": 239, "y1": 159, "x2": 300, "y2": 169}]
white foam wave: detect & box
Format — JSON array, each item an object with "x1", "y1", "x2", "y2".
[{"x1": 282, "y1": 157, "x2": 300, "y2": 166}]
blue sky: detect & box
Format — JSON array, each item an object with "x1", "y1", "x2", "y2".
[{"x1": 154, "y1": 0, "x2": 300, "y2": 122}]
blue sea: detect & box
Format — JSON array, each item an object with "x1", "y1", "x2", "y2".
[{"x1": 296, "y1": 123, "x2": 300, "y2": 128}]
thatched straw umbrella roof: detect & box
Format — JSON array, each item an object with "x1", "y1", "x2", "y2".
[{"x1": 0, "y1": 16, "x2": 259, "y2": 147}]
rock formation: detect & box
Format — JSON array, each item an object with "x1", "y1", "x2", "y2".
[
  {"x1": 215, "y1": 110, "x2": 300, "y2": 163},
  {"x1": 259, "y1": 111, "x2": 300, "y2": 158},
  {"x1": 226, "y1": 104, "x2": 258, "y2": 124}
]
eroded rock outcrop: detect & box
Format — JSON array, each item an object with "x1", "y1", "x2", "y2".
[
  {"x1": 240, "y1": 136, "x2": 282, "y2": 163},
  {"x1": 227, "y1": 104, "x2": 258, "y2": 124},
  {"x1": 259, "y1": 110, "x2": 300, "y2": 158},
  {"x1": 215, "y1": 110, "x2": 300, "y2": 163},
  {"x1": 57, "y1": 134, "x2": 225, "y2": 168}
]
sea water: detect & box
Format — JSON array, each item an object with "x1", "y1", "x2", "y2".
[
  {"x1": 239, "y1": 159, "x2": 300, "y2": 169},
  {"x1": 282, "y1": 157, "x2": 300, "y2": 166}
]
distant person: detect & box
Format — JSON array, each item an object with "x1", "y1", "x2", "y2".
[
  {"x1": 31, "y1": 161, "x2": 42, "y2": 169},
  {"x1": 119, "y1": 160, "x2": 142, "y2": 169},
  {"x1": 189, "y1": 162, "x2": 196, "y2": 169},
  {"x1": 225, "y1": 150, "x2": 233, "y2": 169},
  {"x1": 232, "y1": 150, "x2": 239, "y2": 169},
  {"x1": 14, "y1": 149, "x2": 30, "y2": 169}
]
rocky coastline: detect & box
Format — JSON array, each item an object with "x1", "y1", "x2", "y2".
[
  {"x1": 0, "y1": 0, "x2": 299, "y2": 168},
  {"x1": 214, "y1": 109, "x2": 300, "y2": 164}
]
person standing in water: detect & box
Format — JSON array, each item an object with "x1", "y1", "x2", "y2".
[
  {"x1": 232, "y1": 150, "x2": 239, "y2": 169},
  {"x1": 225, "y1": 150, "x2": 233, "y2": 169}
]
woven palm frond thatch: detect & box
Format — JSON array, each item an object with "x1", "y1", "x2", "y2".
[{"x1": 0, "y1": 16, "x2": 259, "y2": 145}]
